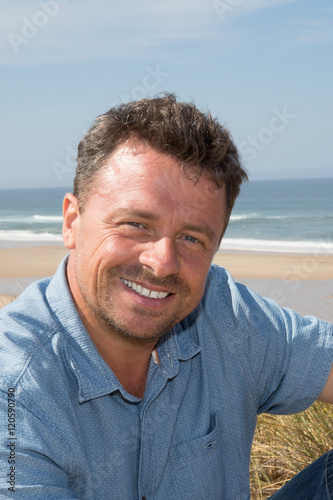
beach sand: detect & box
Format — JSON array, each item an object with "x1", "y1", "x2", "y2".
[
  {"x1": 0, "y1": 246, "x2": 69, "y2": 279},
  {"x1": 0, "y1": 246, "x2": 332, "y2": 321}
]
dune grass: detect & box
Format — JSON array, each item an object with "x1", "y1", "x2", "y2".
[{"x1": 250, "y1": 401, "x2": 333, "y2": 498}]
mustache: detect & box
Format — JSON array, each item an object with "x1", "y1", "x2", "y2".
[{"x1": 109, "y1": 264, "x2": 190, "y2": 294}]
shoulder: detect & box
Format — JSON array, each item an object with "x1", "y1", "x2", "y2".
[
  {"x1": 197, "y1": 263, "x2": 333, "y2": 367},
  {"x1": 204, "y1": 263, "x2": 284, "y2": 323},
  {"x1": 191, "y1": 264, "x2": 292, "y2": 353}
]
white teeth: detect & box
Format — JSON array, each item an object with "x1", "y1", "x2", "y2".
[
  {"x1": 121, "y1": 278, "x2": 169, "y2": 299},
  {"x1": 141, "y1": 288, "x2": 150, "y2": 297}
]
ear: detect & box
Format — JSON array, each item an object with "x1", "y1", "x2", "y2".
[{"x1": 62, "y1": 193, "x2": 80, "y2": 250}]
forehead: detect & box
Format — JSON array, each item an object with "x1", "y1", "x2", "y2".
[{"x1": 93, "y1": 141, "x2": 225, "y2": 211}]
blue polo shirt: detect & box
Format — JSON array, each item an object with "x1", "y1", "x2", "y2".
[{"x1": 0, "y1": 258, "x2": 332, "y2": 499}]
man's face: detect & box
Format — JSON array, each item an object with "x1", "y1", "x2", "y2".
[{"x1": 63, "y1": 140, "x2": 226, "y2": 343}]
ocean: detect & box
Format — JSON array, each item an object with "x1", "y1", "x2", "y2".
[
  {"x1": 223, "y1": 177, "x2": 333, "y2": 254},
  {"x1": 0, "y1": 187, "x2": 66, "y2": 247},
  {"x1": 0, "y1": 178, "x2": 332, "y2": 254}
]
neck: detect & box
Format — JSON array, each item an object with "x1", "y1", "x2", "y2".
[
  {"x1": 75, "y1": 304, "x2": 158, "y2": 398},
  {"x1": 91, "y1": 325, "x2": 157, "y2": 399}
]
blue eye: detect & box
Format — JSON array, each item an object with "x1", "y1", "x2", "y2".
[
  {"x1": 183, "y1": 235, "x2": 199, "y2": 244},
  {"x1": 128, "y1": 222, "x2": 145, "y2": 228}
]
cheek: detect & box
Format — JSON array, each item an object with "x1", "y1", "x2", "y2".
[
  {"x1": 102, "y1": 236, "x2": 142, "y2": 263},
  {"x1": 78, "y1": 231, "x2": 128, "y2": 260}
]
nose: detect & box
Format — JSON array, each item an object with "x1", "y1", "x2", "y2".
[{"x1": 139, "y1": 237, "x2": 181, "y2": 278}]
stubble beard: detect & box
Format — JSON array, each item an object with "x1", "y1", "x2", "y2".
[
  {"x1": 97, "y1": 306, "x2": 184, "y2": 344},
  {"x1": 80, "y1": 263, "x2": 192, "y2": 344}
]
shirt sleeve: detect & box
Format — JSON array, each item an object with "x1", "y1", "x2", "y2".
[
  {"x1": 230, "y1": 280, "x2": 333, "y2": 415},
  {"x1": 0, "y1": 392, "x2": 79, "y2": 499}
]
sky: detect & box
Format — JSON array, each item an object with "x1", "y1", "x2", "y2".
[{"x1": 0, "y1": 0, "x2": 332, "y2": 189}]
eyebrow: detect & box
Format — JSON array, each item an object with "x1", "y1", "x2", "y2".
[
  {"x1": 112, "y1": 208, "x2": 158, "y2": 221},
  {"x1": 113, "y1": 209, "x2": 217, "y2": 242}
]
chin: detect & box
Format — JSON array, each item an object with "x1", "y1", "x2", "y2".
[{"x1": 97, "y1": 312, "x2": 169, "y2": 343}]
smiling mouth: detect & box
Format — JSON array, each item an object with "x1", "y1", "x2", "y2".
[{"x1": 121, "y1": 278, "x2": 171, "y2": 299}]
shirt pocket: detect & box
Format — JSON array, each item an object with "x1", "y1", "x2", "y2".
[{"x1": 170, "y1": 412, "x2": 223, "y2": 499}]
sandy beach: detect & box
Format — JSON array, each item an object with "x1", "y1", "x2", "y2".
[
  {"x1": 0, "y1": 245, "x2": 332, "y2": 280},
  {"x1": 0, "y1": 246, "x2": 69, "y2": 279},
  {"x1": 0, "y1": 246, "x2": 332, "y2": 321}
]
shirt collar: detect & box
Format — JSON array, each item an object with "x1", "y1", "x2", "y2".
[
  {"x1": 46, "y1": 256, "x2": 201, "y2": 403},
  {"x1": 46, "y1": 256, "x2": 125, "y2": 402}
]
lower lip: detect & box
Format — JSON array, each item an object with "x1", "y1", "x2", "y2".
[{"x1": 120, "y1": 281, "x2": 174, "y2": 308}]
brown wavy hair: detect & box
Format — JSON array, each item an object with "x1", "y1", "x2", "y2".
[{"x1": 74, "y1": 93, "x2": 248, "y2": 223}]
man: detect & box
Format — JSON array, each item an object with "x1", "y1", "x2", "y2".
[{"x1": 0, "y1": 94, "x2": 332, "y2": 499}]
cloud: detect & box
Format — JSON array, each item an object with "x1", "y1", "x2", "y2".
[
  {"x1": 1, "y1": 0, "x2": 331, "y2": 66},
  {"x1": 212, "y1": 0, "x2": 333, "y2": 52},
  {"x1": 213, "y1": 0, "x2": 300, "y2": 19},
  {"x1": 0, "y1": 0, "x2": 217, "y2": 65},
  {"x1": 294, "y1": 16, "x2": 333, "y2": 46}
]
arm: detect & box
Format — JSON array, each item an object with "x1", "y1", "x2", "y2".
[{"x1": 318, "y1": 363, "x2": 333, "y2": 404}]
